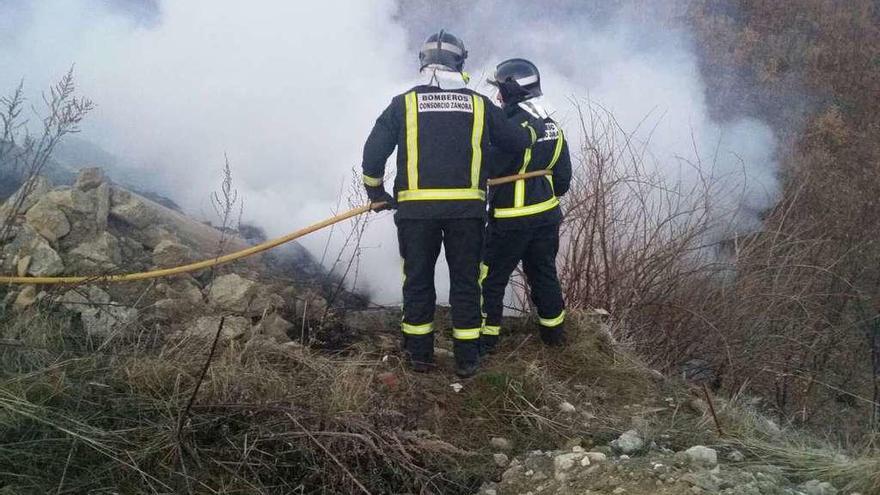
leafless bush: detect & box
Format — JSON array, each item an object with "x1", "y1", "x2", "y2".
[
  {"x1": 0, "y1": 67, "x2": 94, "y2": 243},
  {"x1": 558, "y1": 101, "x2": 880, "y2": 435}
]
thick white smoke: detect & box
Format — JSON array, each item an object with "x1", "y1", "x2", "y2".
[{"x1": 0, "y1": 1, "x2": 777, "y2": 305}]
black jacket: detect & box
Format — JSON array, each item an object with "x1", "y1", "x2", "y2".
[
  {"x1": 487, "y1": 105, "x2": 572, "y2": 230},
  {"x1": 362, "y1": 85, "x2": 538, "y2": 219}
]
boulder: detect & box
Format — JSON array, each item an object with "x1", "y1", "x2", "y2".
[
  {"x1": 801, "y1": 480, "x2": 838, "y2": 495},
  {"x1": 28, "y1": 240, "x2": 64, "y2": 276},
  {"x1": 493, "y1": 453, "x2": 510, "y2": 467},
  {"x1": 490, "y1": 437, "x2": 512, "y2": 451},
  {"x1": 94, "y1": 182, "x2": 111, "y2": 229},
  {"x1": 110, "y1": 193, "x2": 156, "y2": 229},
  {"x1": 207, "y1": 273, "x2": 257, "y2": 312},
  {"x1": 74, "y1": 167, "x2": 105, "y2": 191},
  {"x1": 152, "y1": 240, "x2": 194, "y2": 267},
  {"x1": 296, "y1": 291, "x2": 328, "y2": 320},
  {"x1": 13, "y1": 286, "x2": 38, "y2": 311},
  {"x1": 253, "y1": 312, "x2": 293, "y2": 343},
  {"x1": 44, "y1": 188, "x2": 95, "y2": 213},
  {"x1": 610, "y1": 430, "x2": 644, "y2": 455},
  {"x1": 16, "y1": 255, "x2": 30, "y2": 276},
  {"x1": 59, "y1": 286, "x2": 138, "y2": 337},
  {"x1": 683, "y1": 446, "x2": 718, "y2": 468},
  {"x1": 188, "y1": 315, "x2": 250, "y2": 341},
  {"x1": 69, "y1": 232, "x2": 122, "y2": 269},
  {"x1": 24, "y1": 199, "x2": 70, "y2": 242}
]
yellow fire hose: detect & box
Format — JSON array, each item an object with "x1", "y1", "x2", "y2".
[{"x1": 0, "y1": 170, "x2": 551, "y2": 285}]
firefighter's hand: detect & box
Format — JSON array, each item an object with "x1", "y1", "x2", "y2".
[{"x1": 369, "y1": 190, "x2": 396, "y2": 212}]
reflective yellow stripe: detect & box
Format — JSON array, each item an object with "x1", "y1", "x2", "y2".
[
  {"x1": 470, "y1": 95, "x2": 485, "y2": 189},
  {"x1": 402, "y1": 321, "x2": 433, "y2": 335},
  {"x1": 398, "y1": 189, "x2": 486, "y2": 202},
  {"x1": 538, "y1": 310, "x2": 565, "y2": 328},
  {"x1": 404, "y1": 91, "x2": 419, "y2": 190},
  {"x1": 453, "y1": 327, "x2": 481, "y2": 340},
  {"x1": 513, "y1": 148, "x2": 532, "y2": 207},
  {"x1": 363, "y1": 174, "x2": 383, "y2": 187},
  {"x1": 494, "y1": 196, "x2": 560, "y2": 218},
  {"x1": 479, "y1": 262, "x2": 489, "y2": 319},
  {"x1": 482, "y1": 325, "x2": 500, "y2": 336},
  {"x1": 548, "y1": 128, "x2": 564, "y2": 169},
  {"x1": 521, "y1": 121, "x2": 537, "y2": 144}
]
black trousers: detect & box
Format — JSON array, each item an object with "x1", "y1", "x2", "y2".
[
  {"x1": 482, "y1": 222, "x2": 565, "y2": 334},
  {"x1": 397, "y1": 218, "x2": 484, "y2": 341}
]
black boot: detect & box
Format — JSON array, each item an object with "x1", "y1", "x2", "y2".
[
  {"x1": 403, "y1": 334, "x2": 434, "y2": 372},
  {"x1": 479, "y1": 334, "x2": 499, "y2": 357},
  {"x1": 453, "y1": 340, "x2": 481, "y2": 378},
  {"x1": 539, "y1": 325, "x2": 566, "y2": 347}
]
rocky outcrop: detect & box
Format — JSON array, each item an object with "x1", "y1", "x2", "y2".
[{"x1": 1, "y1": 167, "x2": 314, "y2": 350}]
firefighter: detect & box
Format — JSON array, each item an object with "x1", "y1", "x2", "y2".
[
  {"x1": 481, "y1": 58, "x2": 572, "y2": 355},
  {"x1": 361, "y1": 32, "x2": 546, "y2": 377}
]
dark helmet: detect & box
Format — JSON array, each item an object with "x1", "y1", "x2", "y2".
[
  {"x1": 488, "y1": 58, "x2": 542, "y2": 105},
  {"x1": 419, "y1": 30, "x2": 468, "y2": 72}
]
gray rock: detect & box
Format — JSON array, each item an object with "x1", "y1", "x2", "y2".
[
  {"x1": 727, "y1": 449, "x2": 745, "y2": 462},
  {"x1": 24, "y1": 199, "x2": 70, "y2": 242},
  {"x1": 94, "y1": 182, "x2": 111, "y2": 229},
  {"x1": 610, "y1": 430, "x2": 644, "y2": 454},
  {"x1": 585, "y1": 451, "x2": 608, "y2": 463},
  {"x1": 44, "y1": 188, "x2": 95, "y2": 213},
  {"x1": 188, "y1": 315, "x2": 251, "y2": 341},
  {"x1": 110, "y1": 194, "x2": 156, "y2": 229},
  {"x1": 13, "y1": 286, "x2": 38, "y2": 311},
  {"x1": 801, "y1": 480, "x2": 838, "y2": 495},
  {"x1": 74, "y1": 167, "x2": 105, "y2": 191},
  {"x1": 558, "y1": 401, "x2": 576, "y2": 413},
  {"x1": 490, "y1": 437, "x2": 512, "y2": 451},
  {"x1": 493, "y1": 453, "x2": 509, "y2": 467},
  {"x1": 296, "y1": 291, "x2": 328, "y2": 320},
  {"x1": 152, "y1": 239, "x2": 194, "y2": 267},
  {"x1": 684, "y1": 446, "x2": 718, "y2": 467},
  {"x1": 59, "y1": 286, "x2": 137, "y2": 337},
  {"x1": 207, "y1": 273, "x2": 257, "y2": 312},
  {"x1": 69, "y1": 231, "x2": 122, "y2": 269},
  {"x1": 28, "y1": 240, "x2": 64, "y2": 276},
  {"x1": 254, "y1": 312, "x2": 293, "y2": 343}
]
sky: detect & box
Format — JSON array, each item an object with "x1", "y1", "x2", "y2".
[{"x1": 0, "y1": 0, "x2": 779, "y2": 305}]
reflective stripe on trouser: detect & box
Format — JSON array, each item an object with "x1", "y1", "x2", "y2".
[
  {"x1": 481, "y1": 222, "x2": 564, "y2": 330},
  {"x1": 397, "y1": 218, "x2": 484, "y2": 340},
  {"x1": 482, "y1": 324, "x2": 501, "y2": 336},
  {"x1": 538, "y1": 310, "x2": 565, "y2": 328}
]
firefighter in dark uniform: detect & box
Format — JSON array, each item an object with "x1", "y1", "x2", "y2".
[
  {"x1": 361, "y1": 32, "x2": 545, "y2": 377},
  {"x1": 481, "y1": 59, "x2": 572, "y2": 354}
]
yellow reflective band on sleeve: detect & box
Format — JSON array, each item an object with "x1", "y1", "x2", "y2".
[
  {"x1": 363, "y1": 174, "x2": 383, "y2": 187},
  {"x1": 482, "y1": 325, "x2": 501, "y2": 336},
  {"x1": 548, "y1": 129, "x2": 564, "y2": 169},
  {"x1": 513, "y1": 148, "x2": 532, "y2": 208},
  {"x1": 453, "y1": 327, "x2": 481, "y2": 340},
  {"x1": 479, "y1": 262, "x2": 489, "y2": 285},
  {"x1": 494, "y1": 196, "x2": 560, "y2": 218},
  {"x1": 538, "y1": 310, "x2": 565, "y2": 328},
  {"x1": 470, "y1": 95, "x2": 485, "y2": 189},
  {"x1": 402, "y1": 321, "x2": 433, "y2": 335},
  {"x1": 397, "y1": 189, "x2": 486, "y2": 201},
  {"x1": 405, "y1": 91, "x2": 419, "y2": 190}
]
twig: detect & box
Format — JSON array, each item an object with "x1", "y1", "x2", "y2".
[
  {"x1": 285, "y1": 412, "x2": 372, "y2": 495},
  {"x1": 702, "y1": 383, "x2": 724, "y2": 437}
]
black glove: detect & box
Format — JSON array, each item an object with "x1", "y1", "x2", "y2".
[{"x1": 367, "y1": 189, "x2": 396, "y2": 212}]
